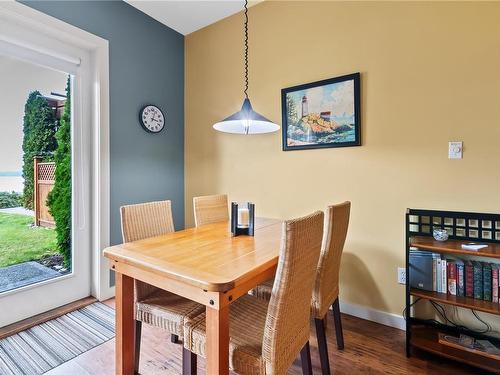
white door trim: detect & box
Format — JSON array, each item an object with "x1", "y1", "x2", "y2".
[{"x1": 0, "y1": 1, "x2": 112, "y2": 323}]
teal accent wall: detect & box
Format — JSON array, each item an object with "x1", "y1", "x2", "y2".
[
  {"x1": 22, "y1": 1, "x2": 185, "y2": 286},
  {"x1": 22, "y1": 1, "x2": 185, "y2": 243}
]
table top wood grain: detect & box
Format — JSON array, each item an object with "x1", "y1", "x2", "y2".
[{"x1": 103, "y1": 217, "x2": 282, "y2": 292}]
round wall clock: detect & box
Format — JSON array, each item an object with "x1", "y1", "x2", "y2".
[{"x1": 139, "y1": 105, "x2": 165, "y2": 133}]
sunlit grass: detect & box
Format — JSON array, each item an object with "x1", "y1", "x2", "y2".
[{"x1": 0, "y1": 212, "x2": 58, "y2": 268}]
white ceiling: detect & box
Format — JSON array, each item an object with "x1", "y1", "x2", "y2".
[{"x1": 126, "y1": 1, "x2": 260, "y2": 36}]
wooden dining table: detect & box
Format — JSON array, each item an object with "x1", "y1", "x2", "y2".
[{"x1": 103, "y1": 217, "x2": 282, "y2": 375}]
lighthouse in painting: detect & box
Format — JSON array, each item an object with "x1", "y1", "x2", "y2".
[{"x1": 301, "y1": 95, "x2": 308, "y2": 118}]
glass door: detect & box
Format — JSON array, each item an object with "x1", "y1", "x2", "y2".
[{"x1": 0, "y1": 23, "x2": 92, "y2": 327}]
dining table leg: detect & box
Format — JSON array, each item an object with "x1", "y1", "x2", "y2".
[
  {"x1": 206, "y1": 304, "x2": 230, "y2": 375},
  {"x1": 115, "y1": 272, "x2": 136, "y2": 375}
]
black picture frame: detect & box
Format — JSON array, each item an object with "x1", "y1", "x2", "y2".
[{"x1": 281, "y1": 72, "x2": 361, "y2": 151}]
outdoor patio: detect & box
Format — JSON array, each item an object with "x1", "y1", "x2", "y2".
[
  {"x1": 0, "y1": 207, "x2": 34, "y2": 216},
  {"x1": 0, "y1": 261, "x2": 61, "y2": 293}
]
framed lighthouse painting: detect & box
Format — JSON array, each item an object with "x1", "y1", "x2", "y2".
[{"x1": 281, "y1": 73, "x2": 361, "y2": 151}]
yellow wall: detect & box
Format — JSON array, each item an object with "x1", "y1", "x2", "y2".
[{"x1": 185, "y1": 1, "x2": 500, "y2": 316}]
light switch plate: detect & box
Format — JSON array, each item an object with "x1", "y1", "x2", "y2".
[
  {"x1": 448, "y1": 141, "x2": 463, "y2": 159},
  {"x1": 398, "y1": 267, "x2": 406, "y2": 284}
]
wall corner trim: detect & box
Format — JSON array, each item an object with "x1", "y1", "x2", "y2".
[{"x1": 339, "y1": 300, "x2": 406, "y2": 331}]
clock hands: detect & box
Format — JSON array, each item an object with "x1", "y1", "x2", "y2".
[
  {"x1": 141, "y1": 106, "x2": 163, "y2": 133},
  {"x1": 150, "y1": 110, "x2": 160, "y2": 123}
]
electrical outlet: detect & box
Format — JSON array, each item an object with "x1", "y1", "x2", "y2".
[{"x1": 398, "y1": 267, "x2": 406, "y2": 284}]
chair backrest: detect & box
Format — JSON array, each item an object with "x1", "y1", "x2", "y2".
[
  {"x1": 192, "y1": 194, "x2": 228, "y2": 227},
  {"x1": 120, "y1": 200, "x2": 175, "y2": 243},
  {"x1": 262, "y1": 211, "x2": 324, "y2": 374},
  {"x1": 312, "y1": 201, "x2": 351, "y2": 319}
]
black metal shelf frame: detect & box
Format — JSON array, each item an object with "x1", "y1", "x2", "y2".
[{"x1": 405, "y1": 208, "x2": 500, "y2": 360}]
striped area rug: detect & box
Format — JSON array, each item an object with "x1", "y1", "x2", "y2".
[{"x1": 0, "y1": 302, "x2": 115, "y2": 375}]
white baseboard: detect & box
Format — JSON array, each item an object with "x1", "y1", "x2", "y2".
[{"x1": 338, "y1": 300, "x2": 406, "y2": 331}]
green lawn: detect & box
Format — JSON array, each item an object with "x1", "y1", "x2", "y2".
[{"x1": 0, "y1": 212, "x2": 58, "y2": 268}]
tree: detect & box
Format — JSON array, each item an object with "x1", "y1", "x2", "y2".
[
  {"x1": 22, "y1": 91, "x2": 58, "y2": 209},
  {"x1": 47, "y1": 78, "x2": 71, "y2": 267},
  {"x1": 0, "y1": 192, "x2": 22, "y2": 209},
  {"x1": 286, "y1": 95, "x2": 299, "y2": 124}
]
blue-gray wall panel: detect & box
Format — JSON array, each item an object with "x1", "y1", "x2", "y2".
[{"x1": 22, "y1": 1, "x2": 185, "y2": 251}]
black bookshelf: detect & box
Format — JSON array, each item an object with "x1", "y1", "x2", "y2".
[{"x1": 405, "y1": 208, "x2": 500, "y2": 374}]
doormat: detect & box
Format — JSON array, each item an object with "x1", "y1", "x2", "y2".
[{"x1": 0, "y1": 302, "x2": 115, "y2": 374}]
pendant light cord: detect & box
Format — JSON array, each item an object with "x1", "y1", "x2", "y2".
[{"x1": 244, "y1": 0, "x2": 249, "y2": 99}]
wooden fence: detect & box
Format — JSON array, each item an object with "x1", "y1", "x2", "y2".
[{"x1": 34, "y1": 157, "x2": 55, "y2": 228}]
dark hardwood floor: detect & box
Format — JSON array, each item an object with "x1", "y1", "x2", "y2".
[{"x1": 46, "y1": 299, "x2": 484, "y2": 374}]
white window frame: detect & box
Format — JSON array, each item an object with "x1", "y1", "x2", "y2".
[{"x1": 0, "y1": 1, "x2": 112, "y2": 322}]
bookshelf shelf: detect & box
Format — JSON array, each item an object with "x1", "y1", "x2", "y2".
[
  {"x1": 406, "y1": 208, "x2": 500, "y2": 373},
  {"x1": 411, "y1": 236, "x2": 500, "y2": 259},
  {"x1": 410, "y1": 288, "x2": 500, "y2": 315},
  {"x1": 411, "y1": 325, "x2": 500, "y2": 374}
]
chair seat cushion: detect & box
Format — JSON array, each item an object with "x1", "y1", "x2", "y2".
[
  {"x1": 183, "y1": 294, "x2": 269, "y2": 375},
  {"x1": 136, "y1": 289, "x2": 205, "y2": 337},
  {"x1": 250, "y1": 278, "x2": 274, "y2": 302}
]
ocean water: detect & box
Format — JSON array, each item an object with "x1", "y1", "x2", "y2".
[
  {"x1": 287, "y1": 123, "x2": 356, "y2": 144},
  {"x1": 0, "y1": 176, "x2": 24, "y2": 193}
]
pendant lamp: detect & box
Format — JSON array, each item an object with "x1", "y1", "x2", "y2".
[{"x1": 213, "y1": 0, "x2": 279, "y2": 135}]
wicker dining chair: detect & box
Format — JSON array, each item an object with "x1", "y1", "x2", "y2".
[
  {"x1": 183, "y1": 211, "x2": 324, "y2": 375},
  {"x1": 120, "y1": 200, "x2": 205, "y2": 374},
  {"x1": 251, "y1": 202, "x2": 351, "y2": 375},
  {"x1": 193, "y1": 194, "x2": 228, "y2": 227}
]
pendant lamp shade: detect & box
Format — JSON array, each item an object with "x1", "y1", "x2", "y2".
[
  {"x1": 213, "y1": 0, "x2": 279, "y2": 135},
  {"x1": 213, "y1": 98, "x2": 279, "y2": 135}
]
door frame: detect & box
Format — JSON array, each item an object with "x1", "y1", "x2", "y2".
[{"x1": 0, "y1": 2, "x2": 112, "y2": 326}]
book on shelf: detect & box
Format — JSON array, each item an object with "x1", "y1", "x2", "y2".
[
  {"x1": 465, "y1": 260, "x2": 474, "y2": 298},
  {"x1": 409, "y1": 249, "x2": 500, "y2": 303},
  {"x1": 441, "y1": 259, "x2": 447, "y2": 294},
  {"x1": 447, "y1": 260, "x2": 457, "y2": 296},
  {"x1": 456, "y1": 259, "x2": 465, "y2": 297},
  {"x1": 472, "y1": 261, "x2": 483, "y2": 300},
  {"x1": 433, "y1": 257, "x2": 438, "y2": 291},
  {"x1": 483, "y1": 263, "x2": 492, "y2": 302},
  {"x1": 409, "y1": 250, "x2": 436, "y2": 291},
  {"x1": 437, "y1": 258, "x2": 442, "y2": 292},
  {"x1": 493, "y1": 265, "x2": 499, "y2": 304}
]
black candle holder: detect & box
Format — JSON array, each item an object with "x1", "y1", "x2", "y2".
[{"x1": 231, "y1": 202, "x2": 255, "y2": 236}]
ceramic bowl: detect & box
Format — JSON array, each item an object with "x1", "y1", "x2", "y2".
[{"x1": 433, "y1": 229, "x2": 449, "y2": 241}]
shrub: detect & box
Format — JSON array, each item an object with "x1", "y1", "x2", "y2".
[
  {"x1": 0, "y1": 192, "x2": 23, "y2": 209},
  {"x1": 22, "y1": 91, "x2": 58, "y2": 209},
  {"x1": 47, "y1": 78, "x2": 72, "y2": 267}
]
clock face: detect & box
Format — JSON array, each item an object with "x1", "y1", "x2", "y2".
[{"x1": 140, "y1": 105, "x2": 165, "y2": 133}]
